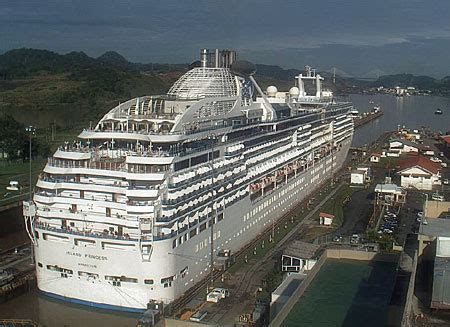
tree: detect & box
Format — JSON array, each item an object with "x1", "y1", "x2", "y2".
[{"x1": 0, "y1": 115, "x2": 26, "y2": 159}]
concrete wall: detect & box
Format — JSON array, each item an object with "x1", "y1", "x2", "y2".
[
  {"x1": 163, "y1": 318, "x2": 215, "y2": 327},
  {"x1": 401, "y1": 251, "x2": 418, "y2": 327},
  {"x1": 425, "y1": 201, "x2": 450, "y2": 219},
  {"x1": 326, "y1": 248, "x2": 399, "y2": 262},
  {"x1": 269, "y1": 252, "x2": 328, "y2": 327}
]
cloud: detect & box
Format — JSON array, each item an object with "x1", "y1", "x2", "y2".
[{"x1": 2, "y1": 0, "x2": 450, "y2": 75}]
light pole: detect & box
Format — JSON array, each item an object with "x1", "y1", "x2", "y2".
[
  {"x1": 422, "y1": 193, "x2": 428, "y2": 234},
  {"x1": 208, "y1": 134, "x2": 217, "y2": 291},
  {"x1": 25, "y1": 126, "x2": 35, "y2": 265},
  {"x1": 25, "y1": 126, "x2": 35, "y2": 200}
]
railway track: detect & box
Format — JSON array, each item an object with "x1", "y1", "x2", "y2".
[{"x1": 167, "y1": 177, "x2": 344, "y2": 315}]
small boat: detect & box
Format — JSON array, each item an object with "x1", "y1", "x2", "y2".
[{"x1": 435, "y1": 108, "x2": 443, "y2": 115}]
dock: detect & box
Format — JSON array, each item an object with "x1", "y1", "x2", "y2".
[
  {"x1": 353, "y1": 110, "x2": 383, "y2": 128},
  {"x1": 0, "y1": 244, "x2": 36, "y2": 304}
]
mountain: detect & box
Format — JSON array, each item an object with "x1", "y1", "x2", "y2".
[
  {"x1": 2, "y1": 47, "x2": 450, "y2": 132},
  {"x1": 255, "y1": 64, "x2": 301, "y2": 81},
  {"x1": 0, "y1": 49, "x2": 185, "y2": 130},
  {"x1": 97, "y1": 51, "x2": 133, "y2": 70},
  {"x1": 374, "y1": 74, "x2": 438, "y2": 89}
]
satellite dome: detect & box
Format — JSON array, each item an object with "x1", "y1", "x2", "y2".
[
  {"x1": 266, "y1": 86, "x2": 277, "y2": 97},
  {"x1": 230, "y1": 60, "x2": 257, "y2": 77},
  {"x1": 289, "y1": 87, "x2": 300, "y2": 96}
]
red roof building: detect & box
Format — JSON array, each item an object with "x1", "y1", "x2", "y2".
[
  {"x1": 397, "y1": 155, "x2": 441, "y2": 190},
  {"x1": 442, "y1": 135, "x2": 450, "y2": 148},
  {"x1": 398, "y1": 155, "x2": 441, "y2": 175},
  {"x1": 319, "y1": 212, "x2": 335, "y2": 226}
]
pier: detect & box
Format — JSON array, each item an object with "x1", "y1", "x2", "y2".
[{"x1": 353, "y1": 110, "x2": 383, "y2": 128}]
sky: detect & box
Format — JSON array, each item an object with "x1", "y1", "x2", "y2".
[{"x1": 2, "y1": 0, "x2": 450, "y2": 77}]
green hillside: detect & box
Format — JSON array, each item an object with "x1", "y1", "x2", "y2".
[{"x1": 0, "y1": 48, "x2": 185, "y2": 131}]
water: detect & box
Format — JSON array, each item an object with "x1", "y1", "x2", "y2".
[
  {"x1": 0, "y1": 289, "x2": 138, "y2": 326},
  {"x1": 0, "y1": 206, "x2": 28, "y2": 250},
  {"x1": 282, "y1": 259, "x2": 397, "y2": 327},
  {"x1": 347, "y1": 94, "x2": 450, "y2": 147},
  {"x1": 0, "y1": 94, "x2": 448, "y2": 325}
]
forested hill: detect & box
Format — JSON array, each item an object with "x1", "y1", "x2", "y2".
[
  {"x1": 2, "y1": 48, "x2": 450, "y2": 133},
  {"x1": 0, "y1": 49, "x2": 187, "y2": 131},
  {"x1": 0, "y1": 48, "x2": 186, "y2": 78}
]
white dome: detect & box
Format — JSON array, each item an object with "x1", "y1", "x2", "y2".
[
  {"x1": 167, "y1": 67, "x2": 238, "y2": 99},
  {"x1": 289, "y1": 87, "x2": 300, "y2": 96},
  {"x1": 266, "y1": 85, "x2": 277, "y2": 97}
]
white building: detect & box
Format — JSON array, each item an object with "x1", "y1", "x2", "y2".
[
  {"x1": 389, "y1": 138, "x2": 420, "y2": 155},
  {"x1": 319, "y1": 212, "x2": 335, "y2": 226},
  {"x1": 370, "y1": 153, "x2": 381, "y2": 163},
  {"x1": 397, "y1": 156, "x2": 441, "y2": 191},
  {"x1": 351, "y1": 166, "x2": 371, "y2": 185},
  {"x1": 374, "y1": 183, "x2": 407, "y2": 206},
  {"x1": 281, "y1": 241, "x2": 321, "y2": 272}
]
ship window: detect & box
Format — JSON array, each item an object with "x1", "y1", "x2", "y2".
[
  {"x1": 217, "y1": 213, "x2": 224, "y2": 222},
  {"x1": 161, "y1": 276, "x2": 174, "y2": 288},
  {"x1": 199, "y1": 223, "x2": 206, "y2": 232},
  {"x1": 78, "y1": 271, "x2": 99, "y2": 279},
  {"x1": 47, "y1": 265, "x2": 73, "y2": 278},
  {"x1": 105, "y1": 275, "x2": 138, "y2": 285},
  {"x1": 75, "y1": 238, "x2": 96, "y2": 247},
  {"x1": 191, "y1": 154, "x2": 208, "y2": 166},
  {"x1": 189, "y1": 228, "x2": 197, "y2": 238},
  {"x1": 172, "y1": 239, "x2": 177, "y2": 249},
  {"x1": 184, "y1": 234, "x2": 188, "y2": 242},
  {"x1": 180, "y1": 266, "x2": 188, "y2": 278},
  {"x1": 70, "y1": 222, "x2": 75, "y2": 227},
  {"x1": 144, "y1": 279, "x2": 154, "y2": 285},
  {"x1": 38, "y1": 262, "x2": 43, "y2": 268},
  {"x1": 174, "y1": 159, "x2": 189, "y2": 172}
]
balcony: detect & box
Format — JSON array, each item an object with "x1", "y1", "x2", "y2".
[
  {"x1": 126, "y1": 200, "x2": 155, "y2": 214},
  {"x1": 34, "y1": 221, "x2": 139, "y2": 242}
]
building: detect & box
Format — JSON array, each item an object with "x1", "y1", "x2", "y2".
[
  {"x1": 431, "y1": 237, "x2": 450, "y2": 309},
  {"x1": 397, "y1": 155, "x2": 441, "y2": 190},
  {"x1": 319, "y1": 212, "x2": 335, "y2": 226},
  {"x1": 351, "y1": 166, "x2": 371, "y2": 185},
  {"x1": 389, "y1": 138, "x2": 420, "y2": 155},
  {"x1": 370, "y1": 153, "x2": 381, "y2": 163},
  {"x1": 441, "y1": 135, "x2": 450, "y2": 150},
  {"x1": 374, "y1": 183, "x2": 407, "y2": 206},
  {"x1": 416, "y1": 221, "x2": 450, "y2": 309},
  {"x1": 281, "y1": 241, "x2": 321, "y2": 272}
]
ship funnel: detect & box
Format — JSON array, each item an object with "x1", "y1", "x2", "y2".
[{"x1": 200, "y1": 49, "x2": 208, "y2": 68}]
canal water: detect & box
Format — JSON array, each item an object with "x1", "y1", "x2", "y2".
[
  {"x1": 282, "y1": 259, "x2": 398, "y2": 327},
  {"x1": 348, "y1": 94, "x2": 450, "y2": 147},
  {"x1": 0, "y1": 94, "x2": 448, "y2": 325}
]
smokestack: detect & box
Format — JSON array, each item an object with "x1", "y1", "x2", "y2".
[{"x1": 200, "y1": 49, "x2": 208, "y2": 68}]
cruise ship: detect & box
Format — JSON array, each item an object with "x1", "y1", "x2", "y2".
[{"x1": 23, "y1": 49, "x2": 354, "y2": 311}]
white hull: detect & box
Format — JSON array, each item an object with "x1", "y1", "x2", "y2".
[{"x1": 34, "y1": 138, "x2": 350, "y2": 310}]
